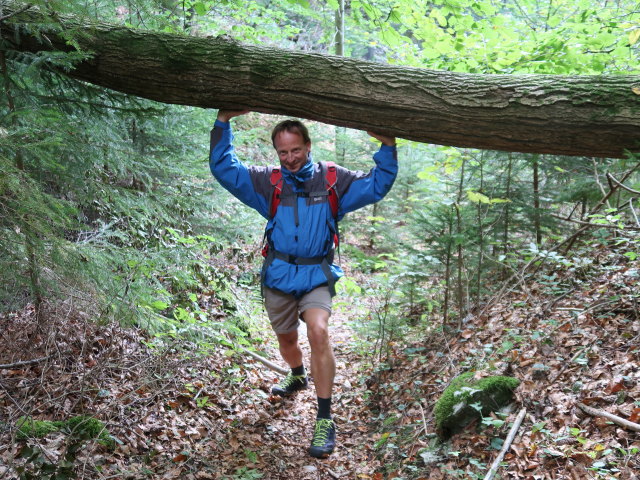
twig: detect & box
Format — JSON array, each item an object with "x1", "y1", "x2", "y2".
[
  {"x1": 630, "y1": 198, "x2": 640, "y2": 228},
  {"x1": 606, "y1": 173, "x2": 640, "y2": 195},
  {"x1": 548, "y1": 346, "x2": 589, "y2": 383},
  {"x1": 0, "y1": 3, "x2": 33, "y2": 22},
  {"x1": 550, "y1": 214, "x2": 639, "y2": 230},
  {"x1": 0, "y1": 355, "x2": 52, "y2": 369},
  {"x1": 415, "y1": 400, "x2": 437, "y2": 438},
  {"x1": 483, "y1": 407, "x2": 527, "y2": 480},
  {"x1": 238, "y1": 346, "x2": 288, "y2": 375},
  {"x1": 577, "y1": 402, "x2": 640, "y2": 433},
  {"x1": 562, "y1": 163, "x2": 640, "y2": 253},
  {"x1": 324, "y1": 468, "x2": 341, "y2": 479}
]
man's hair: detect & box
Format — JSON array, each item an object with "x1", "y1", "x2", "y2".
[{"x1": 271, "y1": 120, "x2": 311, "y2": 148}]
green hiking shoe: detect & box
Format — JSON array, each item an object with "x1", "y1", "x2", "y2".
[
  {"x1": 271, "y1": 373, "x2": 308, "y2": 396},
  {"x1": 308, "y1": 418, "x2": 336, "y2": 458}
]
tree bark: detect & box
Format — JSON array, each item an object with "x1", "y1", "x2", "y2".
[{"x1": 2, "y1": 3, "x2": 640, "y2": 158}]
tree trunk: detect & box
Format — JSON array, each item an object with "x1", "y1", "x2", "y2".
[
  {"x1": 334, "y1": 0, "x2": 346, "y2": 164},
  {"x1": 2, "y1": 3, "x2": 640, "y2": 158},
  {"x1": 533, "y1": 157, "x2": 541, "y2": 245},
  {"x1": 455, "y1": 158, "x2": 466, "y2": 326},
  {"x1": 503, "y1": 154, "x2": 513, "y2": 258},
  {"x1": 0, "y1": 47, "x2": 44, "y2": 325}
]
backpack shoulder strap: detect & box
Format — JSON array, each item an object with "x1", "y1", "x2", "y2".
[
  {"x1": 268, "y1": 167, "x2": 283, "y2": 219},
  {"x1": 322, "y1": 161, "x2": 339, "y2": 220}
]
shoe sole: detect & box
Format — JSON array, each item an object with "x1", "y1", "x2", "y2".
[
  {"x1": 271, "y1": 385, "x2": 308, "y2": 397},
  {"x1": 308, "y1": 448, "x2": 334, "y2": 458}
]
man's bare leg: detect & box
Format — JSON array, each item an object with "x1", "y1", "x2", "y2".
[
  {"x1": 303, "y1": 308, "x2": 335, "y2": 399},
  {"x1": 276, "y1": 329, "x2": 303, "y2": 368},
  {"x1": 304, "y1": 307, "x2": 336, "y2": 458},
  {"x1": 272, "y1": 329, "x2": 308, "y2": 396}
]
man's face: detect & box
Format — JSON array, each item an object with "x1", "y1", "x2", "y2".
[{"x1": 274, "y1": 130, "x2": 311, "y2": 173}]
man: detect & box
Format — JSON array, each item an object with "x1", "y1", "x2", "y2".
[{"x1": 209, "y1": 110, "x2": 397, "y2": 458}]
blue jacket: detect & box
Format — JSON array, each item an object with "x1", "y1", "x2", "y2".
[{"x1": 210, "y1": 119, "x2": 398, "y2": 297}]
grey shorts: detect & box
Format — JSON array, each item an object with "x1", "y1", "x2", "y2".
[{"x1": 263, "y1": 286, "x2": 332, "y2": 334}]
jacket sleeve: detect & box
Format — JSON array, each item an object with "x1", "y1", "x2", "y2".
[
  {"x1": 209, "y1": 120, "x2": 269, "y2": 218},
  {"x1": 336, "y1": 144, "x2": 398, "y2": 217}
]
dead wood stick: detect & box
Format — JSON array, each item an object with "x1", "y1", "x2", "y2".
[
  {"x1": 562, "y1": 163, "x2": 640, "y2": 253},
  {"x1": 324, "y1": 468, "x2": 340, "y2": 479},
  {"x1": 550, "y1": 214, "x2": 640, "y2": 230},
  {"x1": 548, "y1": 346, "x2": 588, "y2": 383},
  {"x1": 483, "y1": 407, "x2": 527, "y2": 480},
  {"x1": 577, "y1": 402, "x2": 640, "y2": 433},
  {"x1": 238, "y1": 346, "x2": 288, "y2": 375},
  {"x1": 0, "y1": 355, "x2": 52, "y2": 369},
  {"x1": 630, "y1": 198, "x2": 640, "y2": 227},
  {"x1": 606, "y1": 173, "x2": 640, "y2": 195}
]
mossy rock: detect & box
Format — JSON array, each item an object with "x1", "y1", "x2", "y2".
[
  {"x1": 433, "y1": 372, "x2": 520, "y2": 440},
  {"x1": 16, "y1": 415, "x2": 115, "y2": 448}
]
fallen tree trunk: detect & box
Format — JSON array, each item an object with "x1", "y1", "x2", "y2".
[{"x1": 2, "y1": 3, "x2": 640, "y2": 158}]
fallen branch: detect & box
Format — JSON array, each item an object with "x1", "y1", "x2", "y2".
[
  {"x1": 483, "y1": 407, "x2": 527, "y2": 480},
  {"x1": 561, "y1": 163, "x2": 640, "y2": 253},
  {"x1": 0, "y1": 355, "x2": 52, "y2": 369},
  {"x1": 606, "y1": 173, "x2": 640, "y2": 195},
  {"x1": 550, "y1": 214, "x2": 640, "y2": 230},
  {"x1": 577, "y1": 402, "x2": 640, "y2": 433},
  {"x1": 238, "y1": 346, "x2": 288, "y2": 375}
]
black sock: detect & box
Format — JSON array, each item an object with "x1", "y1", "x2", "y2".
[
  {"x1": 317, "y1": 396, "x2": 331, "y2": 419},
  {"x1": 292, "y1": 365, "x2": 305, "y2": 376}
]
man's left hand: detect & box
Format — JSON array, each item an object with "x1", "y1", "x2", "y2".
[{"x1": 367, "y1": 131, "x2": 396, "y2": 147}]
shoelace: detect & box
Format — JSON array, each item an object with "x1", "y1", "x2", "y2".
[
  {"x1": 279, "y1": 374, "x2": 304, "y2": 388},
  {"x1": 311, "y1": 419, "x2": 334, "y2": 446}
]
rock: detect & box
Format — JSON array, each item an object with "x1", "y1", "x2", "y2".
[{"x1": 433, "y1": 372, "x2": 520, "y2": 439}]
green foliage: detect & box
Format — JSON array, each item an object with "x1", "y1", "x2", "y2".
[{"x1": 1, "y1": 37, "x2": 262, "y2": 348}]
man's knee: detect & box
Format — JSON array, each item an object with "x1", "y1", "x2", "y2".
[
  {"x1": 304, "y1": 310, "x2": 331, "y2": 350},
  {"x1": 277, "y1": 331, "x2": 299, "y2": 349}
]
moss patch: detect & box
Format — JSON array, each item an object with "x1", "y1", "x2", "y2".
[
  {"x1": 434, "y1": 372, "x2": 520, "y2": 439},
  {"x1": 16, "y1": 417, "x2": 64, "y2": 439},
  {"x1": 16, "y1": 415, "x2": 115, "y2": 448}
]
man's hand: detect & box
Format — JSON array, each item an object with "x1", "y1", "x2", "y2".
[
  {"x1": 367, "y1": 131, "x2": 396, "y2": 147},
  {"x1": 217, "y1": 109, "x2": 250, "y2": 122}
]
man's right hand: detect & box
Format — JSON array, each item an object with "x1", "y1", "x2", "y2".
[{"x1": 217, "y1": 109, "x2": 250, "y2": 122}]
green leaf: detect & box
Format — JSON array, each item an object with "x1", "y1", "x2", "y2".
[
  {"x1": 490, "y1": 437, "x2": 504, "y2": 450},
  {"x1": 467, "y1": 190, "x2": 490, "y2": 204},
  {"x1": 150, "y1": 300, "x2": 169, "y2": 311},
  {"x1": 193, "y1": 2, "x2": 207, "y2": 16}
]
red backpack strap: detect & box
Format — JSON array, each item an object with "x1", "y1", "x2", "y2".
[
  {"x1": 324, "y1": 161, "x2": 339, "y2": 219},
  {"x1": 268, "y1": 167, "x2": 283, "y2": 219}
]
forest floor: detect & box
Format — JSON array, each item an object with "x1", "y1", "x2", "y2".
[{"x1": 1, "y1": 242, "x2": 639, "y2": 479}]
